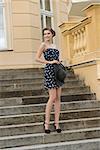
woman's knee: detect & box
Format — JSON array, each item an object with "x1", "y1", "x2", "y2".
[
  {"x1": 56, "y1": 89, "x2": 61, "y2": 101},
  {"x1": 50, "y1": 95, "x2": 57, "y2": 102}
]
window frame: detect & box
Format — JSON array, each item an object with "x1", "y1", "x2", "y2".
[
  {"x1": 40, "y1": 0, "x2": 54, "y2": 30},
  {"x1": 0, "y1": 0, "x2": 13, "y2": 51}
]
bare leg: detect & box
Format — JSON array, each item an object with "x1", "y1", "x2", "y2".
[
  {"x1": 45, "y1": 88, "x2": 57, "y2": 130},
  {"x1": 54, "y1": 87, "x2": 61, "y2": 129}
]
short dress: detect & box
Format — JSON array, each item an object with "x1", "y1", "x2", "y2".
[{"x1": 43, "y1": 48, "x2": 64, "y2": 89}]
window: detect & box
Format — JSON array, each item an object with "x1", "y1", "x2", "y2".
[
  {"x1": 40, "y1": 0, "x2": 54, "y2": 30},
  {"x1": 0, "y1": 0, "x2": 12, "y2": 50},
  {"x1": 0, "y1": 0, "x2": 6, "y2": 49}
]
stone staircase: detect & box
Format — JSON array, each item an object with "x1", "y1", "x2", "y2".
[{"x1": 0, "y1": 68, "x2": 100, "y2": 150}]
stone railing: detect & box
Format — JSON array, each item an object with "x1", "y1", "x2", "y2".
[
  {"x1": 71, "y1": 17, "x2": 91, "y2": 58},
  {"x1": 60, "y1": 4, "x2": 100, "y2": 65},
  {"x1": 60, "y1": 17, "x2": 92, "y2": 64},
  {"x1": 59, "y1": 3, "x2": 100, "y2": 100}
]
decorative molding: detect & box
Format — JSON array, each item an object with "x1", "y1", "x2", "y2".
[{"x1": 62, "y1": 16, "x2": 92, "y2": 34}]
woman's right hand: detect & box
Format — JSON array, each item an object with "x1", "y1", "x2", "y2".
[{"x1": 49, "y1": 60, "x2": 60, "y2": 64}]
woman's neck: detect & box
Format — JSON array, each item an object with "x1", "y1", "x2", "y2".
[
  {"x1": 44, "y1": 43, "x2": 56, "y2": 50},
  {"x1": 45, "y1": 40, "x2": 52, "y2": 45}
]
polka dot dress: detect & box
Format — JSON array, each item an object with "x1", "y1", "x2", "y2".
[{"x1": 43, "y1": 48, "x2": 64, "y2": 89}]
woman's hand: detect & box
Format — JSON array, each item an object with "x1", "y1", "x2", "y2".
[{"x1": 49, "y1": 60, "x2": 60, "y2": 64}]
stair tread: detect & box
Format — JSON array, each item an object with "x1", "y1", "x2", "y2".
[
  {"x1": 0, "y1": 127, "x2": 100, "y2": 140},
  {"x1": 0, "y1": 93, "x2": 95, "y2": 100},
  {"x1": 0, "y1": 85, "x2": 89, "y2": 91},
  {"x1": 2, "y1": 138, "x2": 100, "y2": 150},
  {"x1": 22, "y1": 92, "x2": 95, "y2": 98},
  {"x1": 0, "y1": 116, "x2": 100, "y2": 128},
  {"x1": 0, "y1": 107, "x2": 100, "y2": 118},
  {"x1": 0, "y1": 79, "x2": 82, "y2": 86},
  {"x1": 0, "y1": 99, "x2": 98, "y2": 109}
]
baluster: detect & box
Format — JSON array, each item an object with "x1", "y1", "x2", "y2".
[
  {"x1": 83, "y1": 27, "x2": 86, "y2": 52},
  {"x1": 72, "y1": 26, "x2": 87, "y2": 57},
  {"x1": 72, "y1": 32, "x2": 77, "y2": 56},
  {"x1": 80, "y1": 28, "x2": 83, "y2": 52},
  {"x1": 76, "y1": 30, "x2": 80, "y2": 55}
]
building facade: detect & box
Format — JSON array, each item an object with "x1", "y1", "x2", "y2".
[
  {"x1": 60, "y1": 1, "x2": 100, "y2": 99},
  {"x1": 0, "y1": 0, "x2": 100, "y2": 99},
  {"x1": 0, "y1": 0, "x2": 69, "y2": 69}
]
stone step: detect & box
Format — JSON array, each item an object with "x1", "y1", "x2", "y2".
[
  {"x1": 0, "y1": 78, "x2": 43, "y2": 86},
  {"x1": 0, "y1": 86, "x2": 91, "y2": 98},
  {"x1": 22, "y1": 93, "x2": 95, "y2": 105},
  {"x1": 0, "y1": 83, "x2": 86, "y2": 94},
  {"x1": 0, "y1": 88, "x2": 47, "y2": 98},
  {"x1": 0, "y1": 85, "x2": 90, "y2": 95},
  {"x1": 0, "y1": 68, "x2": 43, "y2": 79},
  {"x1": 0, "y1": 73, "x2": 44, "y2": 80},
  {"x1": 0, "y1": 80, "x2": 84, "y2": 90},
  {"x1": 0, "y1": 77, "x2": 43, "y2": 83},
  {"x1": 0, "y1": 100, "x2": 100, "y2": 116},
  {"x1": 0, "y1": 127, "x2": 100, "y2": 149},
  {"x1": 0, "y1": 76, "x2": 80, "y2": 85},
  {"x1": 0, "y1": 75, "x2": 78, "y2": 87},
  {"x1": 63, "y1": 86, "x2": 90, "y2": 94},
  {"x1": 0, "y1": 117, "x2": 100, "y2": 137},
  {"x1": 0, "y1": 68, "x2": 43, "y2": 75},
  {"x1": 0, "y1": 67, "x2": 73, "y2": 77},
  {"x1": 0, "y1": 69, "x2": 74, "y2": 80},
  {"x1": 0, "y1": 97, "x2": 22, "y2": 107},
  {"x1": 0, "y1": 93, "x2": 95, "y2": 107},
  {"x1": 0, "y1": 108, "x2": 100, "y2": 126},
  {"x1": 2, "y1": 138, "x2": 100, "y2": 150},
  {"x1": 0, "y1": 74, "x2": 74, "y2": 81}
]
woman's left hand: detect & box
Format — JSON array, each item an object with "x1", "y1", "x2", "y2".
[{"x1": 50, "y1": 60, "x2": 60, "y2": 64}]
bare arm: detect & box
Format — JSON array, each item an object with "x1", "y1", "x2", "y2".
[{"x1": 35, "y1": 43, "x2": 49, "y2": 64}]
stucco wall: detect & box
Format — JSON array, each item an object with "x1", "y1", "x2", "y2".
[
  {"x1": 74, "y1": 63, "x2": 100, "y2": 100},
  {"x1": 0, "y1": 0, "x2": 69, "y2": 69},
  {"x1": 0, "y1": 0, "x2": 41, "y2": 69}
]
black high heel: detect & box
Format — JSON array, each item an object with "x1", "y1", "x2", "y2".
[
  {"x1": 43, "y1": 122, "x2": 51, "y2": 134},
  {"x1": 53, "y1": 123, "x2": 62, "y2": 133}
]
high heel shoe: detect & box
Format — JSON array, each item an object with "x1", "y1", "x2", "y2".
[
  {"x1": 53, "y1": 123, "x2": 62, "y2": 133},
  {"x1": 43, "y1": 122, "x2": 51, "y2": 134}
]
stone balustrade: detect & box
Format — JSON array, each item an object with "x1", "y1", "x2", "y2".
[
  {"x1": 72, "y1": 26, "x2": 86, "y2": 57},
  {"x1": 59, "y1": 3, "x2": 100, "y2": 100},
  {"x1": 60, "y1": 4, "x2": 100, "y2": 65},
  {"x1": 59, "y1": 16, "x2": 92, "y2": 64},
  {"x1": 70, "y1": 17, "x2": 91, "y2": 59}
]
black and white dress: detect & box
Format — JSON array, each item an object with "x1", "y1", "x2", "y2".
[{"x1": 43, "y1": 48, "x2": 64, "y2": 89}]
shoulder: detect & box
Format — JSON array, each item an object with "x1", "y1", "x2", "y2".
[
  {"x1": 41, "y1": 42, "x2": 48, "y2": 49},
  {"x1": 52, "y1": 44, "x2": 59, "y2": 50},
  {"x1": 41, "y1": 42, "x2": 46, "y2": 48},
  {"x1": 38, "y1": 42, "x2": 46, "y2": 52}
]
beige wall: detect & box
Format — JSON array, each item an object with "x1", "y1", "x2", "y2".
[
  {"x1": 0, "y1": 0, "x2": 68, "y2": 69},
  {"x1": 74, "y1": 62, "x2": 100, "y2": 100},
  {"x1": 84, "y1": 5, "x2": 100, "y2": 52},
  {"x1": 0, "y1": 0, "x2": 41, "y2": 69}
]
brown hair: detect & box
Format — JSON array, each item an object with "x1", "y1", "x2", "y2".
[{"x1": 42, "y1": 27, "x2": 56, "y2": 37}]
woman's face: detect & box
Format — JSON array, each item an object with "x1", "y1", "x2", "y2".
[{"x1": 43, "y1": 30, "x2": 53, "y2": 42}]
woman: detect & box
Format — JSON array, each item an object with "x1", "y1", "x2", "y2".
[{"x1": 35, "y1": 27, "x2": 64, "y2": 134}]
